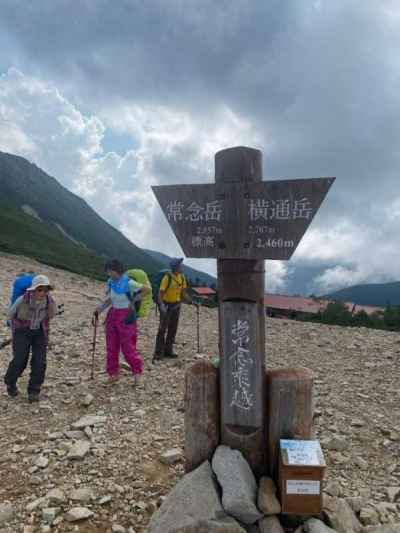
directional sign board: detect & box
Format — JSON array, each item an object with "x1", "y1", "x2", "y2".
[{"x1": 152, "y1": 177, "x2": 335, "y2": 260}]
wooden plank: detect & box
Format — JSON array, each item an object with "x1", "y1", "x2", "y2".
[
  {"x1": 266, "y1": 368, "x2": 314, "y2": 481},
  {"x1": 184, "y1": 360, "x2": 220, "y2": 473},
  {"x1": 220, "y1": 301, "x2": 263, "y2": 428}
]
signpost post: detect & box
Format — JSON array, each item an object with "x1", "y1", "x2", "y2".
[{"x1": 153, "y1": 146, "x2": 334, "y2": 474}]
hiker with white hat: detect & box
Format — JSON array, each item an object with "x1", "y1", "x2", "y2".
[{"x1": 4, "y1": 274, "x2": 57, "y2": 402}]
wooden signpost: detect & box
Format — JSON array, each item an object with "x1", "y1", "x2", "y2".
[{"x1": 153, "y1": 146, "x2": 334, "y2": 475}]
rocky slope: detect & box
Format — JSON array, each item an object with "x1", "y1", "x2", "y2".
[{"x1": 0, "y1": 252, "x2": 399, "y2": 532}]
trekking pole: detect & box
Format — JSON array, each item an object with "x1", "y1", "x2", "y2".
[
  {"x1": 0, "y1": 338, "x2": 12, "y2": 351},
  {"x1": 196, "y1": 302, "x2": 200, "y2": 353},
  {"x1": 90, "y1": 314, "x2": 98, "y2": 380}
]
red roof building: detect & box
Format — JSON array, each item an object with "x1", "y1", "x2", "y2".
[
  {"x1": 264, "y1": 294, "x2": 384, "y2": 318},
  {"x1": 192, "y1": 287, "x2": 216, "y2": 297}
]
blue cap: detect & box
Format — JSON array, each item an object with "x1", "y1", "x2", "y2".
[{"x1": 170, "y1": 257, "x2": 183, "y2": 271}]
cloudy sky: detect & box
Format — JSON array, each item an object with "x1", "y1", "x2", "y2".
[{"x1": 1, "y1": 1, "x2": 399, "y2": 294}]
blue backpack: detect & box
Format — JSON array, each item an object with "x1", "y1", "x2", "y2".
[
  {"x1": 151, "y1": 269, "x2": 172, "y2": 303},
  {"x1": 11, "y1": 273, "x2": 35, "y2": 304}
]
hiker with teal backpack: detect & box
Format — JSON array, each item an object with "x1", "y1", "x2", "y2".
[
  {"x1": 93, "y1": 259, "x2": 151, "y2": 386},
  {"x1": 153, "y1": 257, "x2": 188, "y2": 361}
]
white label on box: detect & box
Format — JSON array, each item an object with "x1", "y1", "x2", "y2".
[{"x1": 286, "y1": 480, "x2": 320, "y2": 495}]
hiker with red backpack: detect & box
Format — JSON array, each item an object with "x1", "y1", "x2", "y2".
[
  {"x1": 93, "y1": 259, "x2": 150, "y2": 386},
  {"x1": 4, "y1": 274, "x2": 57, "y2": 402},
  {"x1": 153, "y1": 257, "x2": 188, "y2": 361}
]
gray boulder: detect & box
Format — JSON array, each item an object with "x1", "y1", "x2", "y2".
[
  {"x1": 148, "y1": 461, "x2": 224, "y2": 533},
  {"x1": 257, "y1": 477, "x2": 281, "y2": 515},
  {"x1": 259, "y1": 515, "x2": 285, "y2": 532},
  {"x1": 361, "y1": 527, "x2": 400, "y2": 533},
  {"x1": 212, "y1": 445, "x2": 263, "y2": 525},
  {"x1": 303, "y1": 518, "x2": 337, "y2": 532},
  {"x1": 173, "y1": 514, "x2": 247, "y2": 532},
  {"x1": 324, "y1": 496, "x2": 362, "y2": 532}
]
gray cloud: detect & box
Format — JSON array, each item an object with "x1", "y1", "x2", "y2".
[{"x1": 1, "y1": 1, "x2": 400, "y2": 292}]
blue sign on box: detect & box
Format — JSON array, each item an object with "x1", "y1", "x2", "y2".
[{"x1": 280, "y1": 439, "x2": 324, "y2": 466}]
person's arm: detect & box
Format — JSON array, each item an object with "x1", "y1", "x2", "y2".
[
  {"x1": 48, "y1": 298, "x2": 57, "y2": 319},
  {"x1": 8, "y1": 295, "x2": 23, "y2": 319},
  {"x1": 158, "y1": 275, "x2": 169, "y2": 312},
  {"x1": 94, "y1": 297, "x2": 112, "y2": 317}
]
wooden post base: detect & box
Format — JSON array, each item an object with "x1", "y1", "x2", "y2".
[
  {"x1": 266, "y1": 367, "x2": 314, "y2": 481},
  {"x1": 184, "y1": 360, "x2": 220, "y2": 473}
]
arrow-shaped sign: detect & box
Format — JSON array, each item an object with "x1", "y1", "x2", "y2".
[{"x1": 152, "y1": 177, "x2": 335, "y2": 260}]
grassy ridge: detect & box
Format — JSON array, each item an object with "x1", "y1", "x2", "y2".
[
  {"x1": 0, "y1": 203, "x2": 107, "y2": 279},
  {"x1": 0, "y1": 151, "x2": 163, "y2": 276}
]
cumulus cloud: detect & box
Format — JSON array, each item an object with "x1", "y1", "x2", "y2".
[{"x1": 1, "y1": 1, "x2": 400, "y2": 294}]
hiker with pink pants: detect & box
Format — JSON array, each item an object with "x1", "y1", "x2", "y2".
[{"x1": 93, "y1": 259, "x2": 150, "y2": 386}]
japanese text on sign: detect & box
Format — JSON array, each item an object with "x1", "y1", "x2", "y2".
[
  {"x1": 229, "y1": 319, "x2": 254, "y2": 411},
  {"x1": 166, "y1": 200, "x2": 223, "y2": 222},
  {"x1": 248, "y1": 198, "x2": 313, "y2": 221},
  {"x1": 286, "y1": 480, "x2": 321, "y2": 495}
]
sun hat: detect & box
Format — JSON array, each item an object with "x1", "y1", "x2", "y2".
[
  {"x1": 26, "y1": 274, "x2": 53, "y2": 291},
  {"x1": 170, "y1": 257, "x2": 184, "y2": 271}
]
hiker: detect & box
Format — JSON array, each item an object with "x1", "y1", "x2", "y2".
[
  {"x1": 93, "y1": 259, "x2": 150, "y2": 385},
  {"x1": 4, "y1": 274, "x2": 57, "y2": 402},
  {"x1": 153, "y1": 257, "x2": 188, "y2": 361}
]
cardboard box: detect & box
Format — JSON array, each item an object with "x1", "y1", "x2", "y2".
[{"x1": 279, "y1": 439, "x2": 326, "y2": 515}]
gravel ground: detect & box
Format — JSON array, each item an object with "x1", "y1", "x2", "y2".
[{"x1": 1, "y1": 252, "x2": 399, "y2": 532}]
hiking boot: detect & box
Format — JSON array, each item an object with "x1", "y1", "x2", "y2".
[
  {"x1": 164, "y1": 352, "x2": 178, "y2": 359},
  {"x1": 28, "y1": 393, "x2": 40, "y2": 403},
  {"x1": 7, "y1": 385, "x2": 18, "y2": 398}
]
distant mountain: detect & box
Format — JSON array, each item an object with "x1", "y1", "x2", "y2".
[
  {"x1": 144, "y1": 249, "x2": 216, "y2": 287},
  {"x1": 0, "y1": 151, "x2": 165, "y2": 278},
  {"x1": 324, "y1": 281, "x2": 400, "y2": 307}
]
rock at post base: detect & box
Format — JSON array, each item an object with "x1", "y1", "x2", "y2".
[
  {"x1": 302, "y1": 518, "x2": 337, "y2": 532},
  {"x1": 324, "y1": 496, "x2": 362, "y2": 532},
  {"x1": 173, "y1": 514, "x2": 247, "y2": 532},
  {"x1": 184, "y1": 359, "x2": 220, "y2": 473},
  {"x1": 259, "y1": 515, "x2": 285, "y2": 533},
  {"x1": 147, "y1": 461, "x2": 225, "y2": 533},
  {"x1": 257, "y1": 477, "x2": 281, "y2": 515},
  {"x1": 211, "y1": 445, "x2": 263, "y2": 525},
  {"x1": 361, "y1": 526, "x2": 400, "y2": 533}
]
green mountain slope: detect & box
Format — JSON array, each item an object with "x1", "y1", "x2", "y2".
[
  {"x1": 325, "y1": 281, "x2": 400, "y2": 307},
  {"x1": 0, "y1": 201, "x2": 107, "y2": 278},
  {"x1": 144, "y1": 249, "x2": 216, "y2": 287},
  {"x1": 0, "y1": 151, "x2": 163, "y2": 277}
]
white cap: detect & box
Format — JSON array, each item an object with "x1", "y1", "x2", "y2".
[{"x1": 27, "y1": 275, "x2": 53, "y2": 291}]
